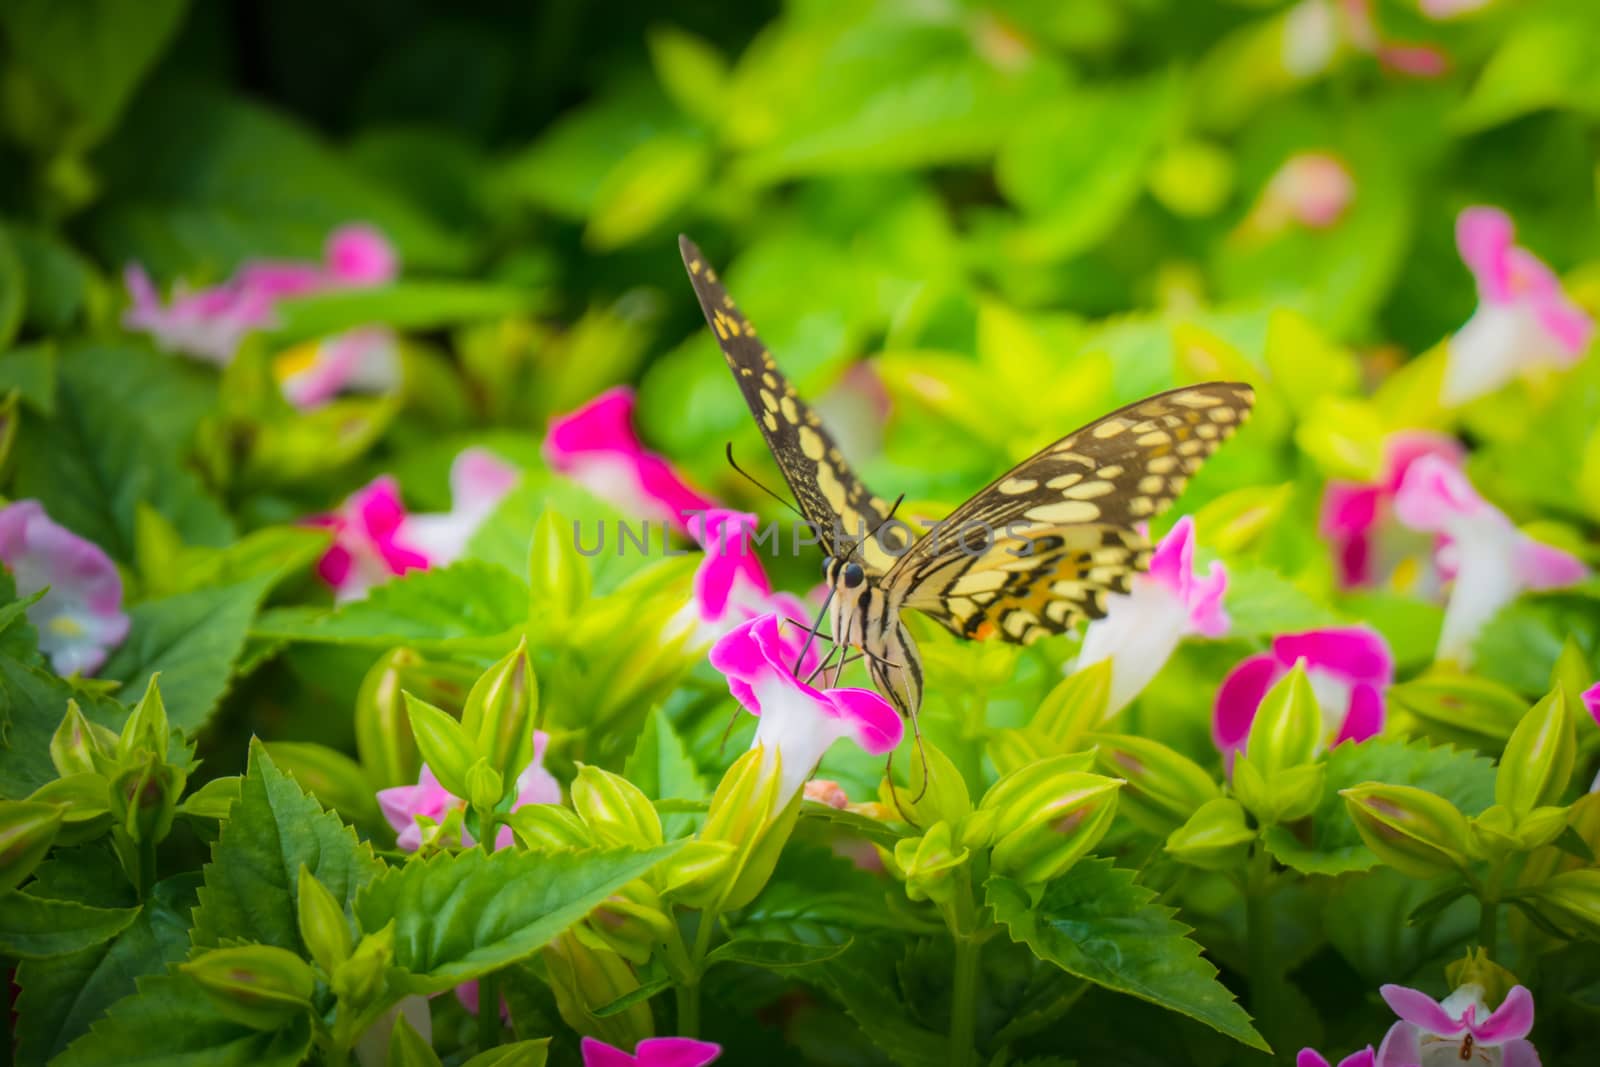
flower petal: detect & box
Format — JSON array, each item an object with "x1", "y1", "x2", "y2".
[
  {"x1": 1296, "y1": 1051, "x2": 1332, "y2": 1067},
  {"x1": 580, "y1": 1037, "x2": 638, "y2": 1067},
  {"x1": 633, "y1": 1037, "x2": 722, "y2": 1067},
  {"x1": 824, "y1": 687, "x2": 903, "y2": 756},
  {"x1": 1510, "y1": 536, "x2": 1587, "y2": 591},
  {"x1": 1499, "y1": 1038, "x2": 1543, "y2": 1067},
  {"x1": 1273, "y1": 627, "x2": 1394, "y2": 687},
  {"x1": 1380, "y1": 983, "x2": 1466, "y2": 1037},
  {"x1": 1457, "y1": 207, "x2": 1516, "y2": 303},
  {"x1": 1582, "y1": 682, "x2": 1600, "y2": 730},
  {"x1": 1213, "y1": 654, "x2": 1283, "y2": 758},
  {"x1": 1334, "y1": 682, "x2": 1385, "y2": 746},
  {"x1": 1374, "y1": 1022, "x2": 1421, "y2": 1067},
  {"x1": 1471, "y1": 984, "x2": 1534, "y2": 1044},
  {"x1": 325, "y1": 224, "x2": 398, "y2": 285},
  {"x1": 1337, "y1": 1049, "x2": 1376, "y2": 1067}
]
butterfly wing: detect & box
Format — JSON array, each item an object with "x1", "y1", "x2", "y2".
[
  {"x1": 679, "y1": 235, "x2": 902, "y2": 571},
  {"x1": 885, "y1": 382, "x2": 1254, "y2": 643}
]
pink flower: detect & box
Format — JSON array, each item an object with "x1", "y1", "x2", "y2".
[
  {"x1": 1298, "y1": 1048, "x2": 1374, "y2": 1067},
  {"x1": 1214, "y1": 627, "x2": 1393, "y2": 764},
  {"x1": 1078, "y1": 517, "x2": 1228, "y2": 716},
  {"x1": 1444, "y1": 207, "x2": 1594, "y2": 406},
  {"x1": 274, "y1": 326, "x2": 401, "y2": 410},
  {"x1": 0, "y1": 501, "x2": 129, "y2": 676},
  {"x1": 1420, "y1": 0, "x2": 1490, "y2": 20},
  {"x1": 1320, "y1": 431, "x2": 1466, "y2": 590},
  {"x1": 543, "y1": 387, "x2": 714, "y2": 533},
  {"x1": 710, "y1": 614, "x2": 903, "y2": 806},
  {"x1": 311, "y1": 448, "x2": 519, "y2": 602},
  {"x1": 123, "y1": 225, "x2": 398, "y2": 365},
  {"x1": 1281, "y1": 1, "x2": 1448, "y2": 80},
  {"x1": 1583, "y1": 682, "x2": 1600, "y2": 730},
  {"x1": 580, "y1": 1036, "x2": 721, "y2": 1067},
  {"x1": 1376, "y1": 983, "x2": 1540, "y2": 1067},
  {"x1": 377, "y1": 730, "x2": 560, "y2": 851},
  {"x1": 1393, "y1": 456, "x2": 1586, "y2": 664},
  {"x1": 1248, "y1": 153, "x2": 1357, "y2": 233}
]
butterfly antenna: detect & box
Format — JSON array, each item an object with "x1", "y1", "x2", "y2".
[
  {"x1": 908, "y1": 707, "x2": 931, "y2": 804},
  {"x1": 725, "y1": 443, "x2": 807, "y2": 520},
  {"x1": 851, "y1": 492, "x2": 907, "y2": 562},
  {"x1": 792, "y1": 584, "x2": 837, "y2": 679}
]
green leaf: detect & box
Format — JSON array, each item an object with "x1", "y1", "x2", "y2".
[
  {"x1": 584, "y1": 134, "x2": 711, "y2": 251},
  {"x1": 591, "y1": 975, "x2": 672, "y2": 1018},
  {"x1": 354, "y1": 842, "x2": 683, "y2": 993},
  {"x1": 811, "y1": 939, "x2": 948, "y2": 1067},
  {"x1": 0, "y1": 224, "x2": 23, "y2": 347},
  {"x1": 1473, "y1": 588, "x2": 1600, "y2": 695},
  {"x1": 988, "y1": 860, "x2": 1267, "y2": 1052},
  {"x1": 252, "y1": 561, "x2": 528, "y2": 649},
  {"x1": 0, "y1": 654, "x2": 125, "y2": 799},
  {"x1": 1323, "y1": 868, "x2": 1478, "y2": 986},
  {"x1": 9, "y1": 226, "x2": 93, "y2": 336},
  {"x1": 1454, "y1": 11, "x2": 1600, "y2": 131},
  {"x1": 270, "y1": 283, "x2": 535, "y2": 344},
  {"x1": 624, "y1": 710, "x2": 706, "y2": 838},
  {"x1": 0, "y1": 893, "x2": 140, "y2": 959},
  {"x1": 190, "y1": 741, "x2": 381, "y2": 954},
  {"x1": 50, "y1": 972, "x2": 313, "y2": 1067},
  {"x1": 100, "y1": 579, "x2": 269, "y2": 732},
  {"x1": 0, "y1": 342, "x2": 58, "y2": 414},
  {"x1": 1262, "y1": 738, "x2": 1496, "y2": 876},
  {"x1": 462, "y1": 1038, "x2": 551, "y2": 1067},
  {"x1": 705, "y1": 936, "x2": 852, "y2": 970},
  {"x1": 1223, "y1": 564, "x2": 1346, "y2": 640}
]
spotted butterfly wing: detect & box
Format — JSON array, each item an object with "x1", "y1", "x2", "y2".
[
  {"x1": 678, "y1": 236, "x2": 903, "y2": 572},
  {"x1": 885, "y1": 382, "x2": 1254, "y2": 644}
]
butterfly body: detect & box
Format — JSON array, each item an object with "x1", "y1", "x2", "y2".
[{"x1": 679, "y1": 235, "x2": 1253, "y2": 724}]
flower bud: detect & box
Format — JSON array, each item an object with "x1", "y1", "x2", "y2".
[
  {"x1": 1496, "y1": 689, "x2": 1576, "y2": 817},
  {"x1": 987, "y1": 773, "x2": 1122, "y2": 886},
  {"x1": 893, "y1": 821, "x2": 970, "y2": 906},
  {"x1": 332, "y1": 920, "x2": 395, "y2": 1009},
  {"x1": 182, "y1": 944, "x2": 316, "y2": 1030},
  {"x1": 665, "y1": 746, "x2": 795, "y2": 910},
  {"x1": 355, "y1": 648, "x2": 423, "y2": 789},
  {"x1": 1446, "y1": 948, "x2": 1519, "y2": 1011},
  {"x1": 508, "y1": 803, "x2": 594, "y2": 852},
  {"x1": 1388, "y1": 675, "x2": 1524, "y2": 745},
  {"x1": 571, "y1": 765, "x2": 663, "y2": 849},
  {"x1": 117, "y1": 676, "x2": 170, "y2": 762},
  {"x1": 51, "y1": 700, "x2": 111, "y2": 778},
  {"x1": 587, "y1": 879, "x2": 675, "y2": 965},
  {"x1": 464, "y1": 758, "x2": 506, "y2": 814},
  {"x1": 542, "y1": 928, "x2": 651, "y2": 1050},
  {"x1": 0, "y1": 800, "x2": 64, "y2": 894},
  {"x1": 658, "y1": 839, "x2": 737, "y2": 900},
  {"x1": 1341, "y1": 783, "x2": 1476, "y2": 878},
  {"x1": 1165, "y1": 797, "x2": 1256, "y2": 871},
  {"x1": 1090, "y1": 734, "x2": 1221, "y2": 834},
  {"x1": 1242, "y1": 663, "x2": 1320, "y2": 776},
  {"x1": 109, "y1": 751, "x2": 182, "y2": 845},
  {"x1": 402, "y1": 693, "x2": 475, "y2": 799},
  {"x1": 1531, "y1": 868, "x2": 1600, "y2": 940},
  {"x1": 882, "y1": 740, "x2": 970, "y2": 829},
  {"x1": 297, "y1": 863, "x2": 352, "y2": 976},
  {"x1": 1032, "y1": 658, "x2": 1112, "y2": 747},
  {"x1": 1474, "y1": 803, "x2": 1568, "y2": 858},
  {"x1": 459, "y1": 637, "x2": 539, "y2": 780},
  {"x1": 1232, "y1": 751, "x2": 1324, "y2": 827},
  {"x1": 974, "y1": 755, "x2": 1105, "y2": 840},
  {"x1": 529, "y1": 508, "x2": 592, "y2": 629}
]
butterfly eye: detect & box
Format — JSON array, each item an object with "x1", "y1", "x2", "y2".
[
  {"x1": 821, "y1": 555, "x2": 835, "y2": 578},
  {"x1": 842, "y1": 561, "x2": 865, "y2": 588}
]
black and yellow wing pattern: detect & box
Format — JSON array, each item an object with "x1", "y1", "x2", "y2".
[
  {"x1": 885, "y1": 382, "x2": 1254, "y2": 644},
  {"x1": 678, "y1": 235, "x2": 904, "y2": 573}
]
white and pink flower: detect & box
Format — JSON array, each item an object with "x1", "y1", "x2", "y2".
[
  {"x1": 1376, "y1": 982, "x2": 1540, "y2": 1067},
  {"x1": 543, "y1": 387, "x2": 714, "y2": 534},
  {"x1": 580, "y1": 1037, "x2": 721, "y2": 1067},
  {"x1": 1077, "y1": 517, "x2": 1228, "y2": 717},
  {"x1": 1246, "y1": 153, "x2": 1357, "y2": 235},
  {"x1": 1214, "y1": 627, "x2": 1393, "y2": 764},
  {"x1": 1393, "y1": 456, "x2": 1586, "y2": 665},
  {"x1": 672, "y1": 508, "x2": 820, "y2": 662},
  {"x1": 1298, "y1": 1048, "x2": 1373, "y2": 1067},
  {"x1": 1444, "y1": 207, "x2": 1594, "y2": 407},
  {"x1": 710, "y1": 614, "x2": 903, "y2": 806},
  {"x1": 1281, "y1": 0, "x2": 1448, "y2": 80},
  {"x1": 274, "y1": 327, "x2": 401, "y2": 410},
  {"x1": 1320, "y1": 430, "x2": 1466, "y2": 590},
  {"x1": 0, "y1": 500, "x2": 129, "y2": 677},
  {"x1": 310, "y1": 447, "x2": 519, "y2": 602},
  {"x1": 377, "y1": 730, "x2": 560, "y2": 852}
]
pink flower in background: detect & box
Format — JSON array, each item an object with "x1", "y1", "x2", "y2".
[
  {"x1": 543, "y1": 387, "x2": 714, "y2": 533},
  {"x1": 1078, "y1": 517, "x2": 1228, "y2": 716},
  {"x1": 580, "y1": 1037, "x2": 721, "y2": 1067},
  {"x1": 1247, "y1": 153, "x2": 1357, "y2": 234},
  {"x1": 311, "y1": 448, "x2": 518, "y2": 602},
  {"x1": 1376, "y1": 983, "x2": 1539, "y2": 1067},
  {"x1": 0, "y1": 501, "x2": 129, "y2": 676},
  {"x1": 1298, "y1": 1048, "x2": 1374, "y2": 1067},
  {"x1": 274, "y1": 327, "x2": 402, "y2": 410},
  {"x1": 1214, "y1": 627, "x2": 1393, "y2": 764},
  {"x1": 1420, "y1": 0, "x2": 1490, "y2": 19},
  {"x1": 124, "y1": 225, "x2": 397, "y2": 365},
  {"x1": 1583, "y1": 682, "x2": 1600, "y2": 730},
  {"x1": 1444, "y1": 207, "x2": 1594, "y2": 406},
  {"x1": 1393, "y1": 456, "x2": 1585, "y2": 665},
  {"x1": 377, "y1": 730, "x2": 560, "y2": 851},
  {"x1": 711, "y1": 614, "x2": 903, "y2": 806},
  {"x1": 1320, "y1": 431, "x2": 1466, "y2": 590},
  {"x1": 1342, "y1": 0, "x2": 1450, "y2": 77},
  {"x1": 1281, "y1": 1, "x2": 1447, "y2": 80}
]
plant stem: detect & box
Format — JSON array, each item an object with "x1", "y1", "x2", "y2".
[
  {"x1": 1479, "y1": 860, "x2": 1504, "y2": 957},
  {"x1": 138, "y1": 833, "x2": 158, "y2": 900},
  {"x1": 949, "y1": 934, "x2": 981, "y2": 1067},
  {"x1": 477, "y1": 969, "x2": 500, "y2": 1051},
  {"x1": 677, "y1": 907, "x2": 721, "y2": 1038},
  {"x1": 1244, "y1": 848, "x2": 1281, "y2": 1050}
]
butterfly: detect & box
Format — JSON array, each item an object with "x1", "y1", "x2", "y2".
[{"x1": 678, "y1": 235, "x2": 1254, "y2": 727}]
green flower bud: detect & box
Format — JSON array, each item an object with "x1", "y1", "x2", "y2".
[
  {"x1": 1388, "y1": 675, "x2": 1525, "y2": 746},
  {"x1": 587, "y1": 880, "x2": 675, "y2": 965},
  {"x1": 1242, "y1": 663, "x2": 1320, "y2": 776},
  {"x1": 1090, "y1": 734, "x2": 1221, "y2": 834},
  {"x1": 460, "y1": 637, "x2": 539, "y2": 780},
  {"x1": 332, "y1": 920, "x2": 395, "y2": 1009},
  {"x1": 571, "y1": 765, "x2": 663, "y2": 849},
  {"x1": 182, "y1": 944, "x2": 315, "y2": 1030},
  {"x1": 1513, "y1": 806, "x2": 1569, "y2": 852},
  {"x1": 529, "y1": 508, "x2": 592, "y2": 629},
  {"x1": 1031, "y1": 658, "x2": 1112, "y2": 748},
  {"x1": 181, "y1": 776, "x2": 241, "y2": 820},
  {"x1": 1496, "y1": 689, "x2": 1576, "y2": 817},
  {"x1": 1531, "y1": 868, "x2": 1600, "y2": 940},
  {"x1": 1341, "y1": 783, "x2": 1476, "y2": 878},
  {"x1": 987, "y1": 773, "x2": 1122, "y2": 886},
  {"x1": 893, "y1": 821, "x2": 970, "y2": 905},
  {"x1": 402, "y1": 692, "x2": 476, "y2": 799},
  {"x1": 1549, "y1": 636, "x2": 1593, "y2": 723},
  {"x1": 51, "y1": 700, "x2": 112, "y2": 778},
  {"x1": 297, "y1": 863, "x2": 352, "y2": 976},
  {"x1": 1446, "y1": 949, "x2": 1519, "y2": 1011},
  {"x1": 1232, "y1": 752, "x2": 1324, "y2": 826},
  {"x1": 109, "y1": 751, "x2": 183, "y2": 845},
  {"x1": 117, "y1": 675, "x2": 170, "y2": 762},
  {"x1": 465, "y1": 758, "x2": 506, "y2": 814},
  {"x1": 0, "y1": 800, "x2": 64, "y2": 894},
  {"x1": 1165, "y1": 797, "x2": 1256, "y2": 871},
  {"x1": 882, "y1": 740, "x2": 970, "y2": 829},
  {"x1": 658, "y1": 839, "x2": 737, "y2": 900},
  {"x1": 355, "y1": 648, "x2": 423, "y2": 789},
  {"x1": 509, "y1": 804, "x2": 593, "y2": 852},
  {"x1": 665, "y1": 745, "x2": 796, "y2": 910},
  {"x1": 542, "y1": 929, "x2": 651, "y2": 1049}
]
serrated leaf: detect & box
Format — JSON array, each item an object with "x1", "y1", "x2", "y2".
[
  {"x1": 988, "y1": 860, "x2": 1267, "y2": 1052},
  {"x1": 0, "y1": 893, "x2": 140, "y2": 959},
  {"x1": 624, "y1": 709, "x2": 706, "y2": 838},
  {"x1": 354, "y1": 842, "x2": 683, "y2": 993},
  {"x1": 811, "y1": 938, "x2": 948, "y2": 1067},
  {"x1": 0, "y1": 653, "x2": 125, "y2": 799},
  {"x1": 190, "y1": 740, "x2": 381, "y2": 954}
]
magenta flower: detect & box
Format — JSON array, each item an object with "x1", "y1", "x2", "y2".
[
  {"x1": 1393, "y1": 456, "x2": 1586, "y2": 665},
  {"x1": 1298, "y1": 1048, "x2": 1374, "y2": 1067},
  {"x1": 580, "y1": 1036, "x2": 721, "y2": 1067},
  {"x1": 0, "y1": 501, "x2": 129, "y2": 676},
  {"x1": 543, "y1": 387, "x2": 714, "y2": 533},
  {"x1": 124, "y1": 224, "x2": 397, "y2": 365},
  {"x1": 274, "y1": 326, "x2": 401, "y2": 410},
  {"x1": 1583, "y1": 682, "x2": 1600, "y2": 730},
  {"x1": 377, "y1": 730, "x2": 560, "y2": 851},
  {"x1": 1246, "y1": 153, "x2": 1357, "y2": 234},
  {"x1": 710, "y1": 614, "x2": 903, "y2": 806},
  {"x1": 1444, "y1": 207, "x2": 1594, "y2": 406},
  {"x1": 1320, "y1": 431, "x2": 1466, "y2": 590},
  {"x1": 1078, "y1": 517, "x2": 1228, "y2": 716},
  {"x1": 1376, "y1": 983, "x2": 1540, "y2": 1067},
  {"x1": 311, "y1": 448, "x2": 519, "y2": 602},
  {"x1": 1214, "y1": 627, "x2": 1393, "y2": 763}
]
